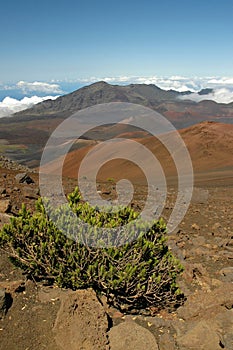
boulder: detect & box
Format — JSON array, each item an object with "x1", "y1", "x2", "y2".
[
  {"x1": 53, "y1": 288, "x2": 109, "y2": 350},
  {"x1": 158, "y1": 332, "x2": 176, "y2": 350},
  {"x1": 0, "y1": 199, "x2": 11, "y2": 213},
  {"x1": 176, "y1": 320, "x2": 221, "y2": 350},
  {"x1": 108, "y1": 321, "x2": 159, "y2": 350},
  {"x1": 0, "y1": 212, "x2": 11, "y2": 229},
  {"x1": 22, "y1": 187, "x2": 39, "y2": 199},
  {"x1": 219, "y1": 267, "x2": 233, "y2": 282},
  {"x1": 0, "y1": 280, "x2": 25, "y2": 294},
  {"x1": 0, "y1": 187, "x2": 6, "y2": 195},
  {"x1": 222, "y1": 333, "x2": 233, "y2": 349},
  {"x1": 214, "y1": 309, "x2": 233, "y2": 348},
  {"x1": 177, "y1": 283, "x2": 233, "y2": 320}
]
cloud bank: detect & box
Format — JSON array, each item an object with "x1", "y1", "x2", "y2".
[
  {"x1": 1, "y1": 81, "x2": 63, "y2": 95},
  {"x1": 0, "y1": 95, "x2": 59, "y2": 118},
  {"x1": 16, "y1": 81, "x2": 63, "y2": 94},
  {"x1": 179, "y1": 88, "x2": 233, "y2": 104}
]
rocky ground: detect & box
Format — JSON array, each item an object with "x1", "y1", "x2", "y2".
[{"x1": 0, "y1": 156, "x2": 232, "y2": 350}]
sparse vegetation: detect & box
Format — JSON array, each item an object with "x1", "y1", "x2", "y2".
[
  {"x1": 0, "y1": 187, "x2": 184, "y2": 312},
  {"x1": 107, "y1": 177, "x2": 115, "y2": 183}
]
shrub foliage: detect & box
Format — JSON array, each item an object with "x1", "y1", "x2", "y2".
[{"x1": 0, "y1": 187, "x2": 184, "y2": 312}]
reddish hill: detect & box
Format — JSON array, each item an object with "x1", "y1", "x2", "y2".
[
  {"x1": 179, "y1": 121, "x2": 233, "y2": 171},
  {"x1": 40, "y1": 121, "x2": 233, "y2": 185}
]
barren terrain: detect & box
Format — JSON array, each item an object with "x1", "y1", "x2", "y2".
[
  {"x1": 0, "y1": 153, "x2": 232, "y2": 349},
  {"x1": 41, "y1": 122, "x2": 233, "y2": 189}
]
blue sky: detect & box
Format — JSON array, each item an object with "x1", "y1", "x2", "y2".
[
  {"x1": 0, "y1": 0, "x2": 233, "y2": 115},
  {"x1": 1, "y1": 0, "x2": 232, "y2": 83}
]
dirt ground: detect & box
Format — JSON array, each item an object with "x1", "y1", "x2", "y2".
[{"x1": 0, "y1": 162, "x2": 232, "y2": 349}]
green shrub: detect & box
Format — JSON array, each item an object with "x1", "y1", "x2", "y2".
[
  {"x1": 106, "y1": 177, "x2": 115, "y2": 183},
  {"x1": 0, "y1": 187, "x2": 184, "y2": 312}
]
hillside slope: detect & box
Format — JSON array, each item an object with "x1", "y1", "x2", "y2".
[{"x1": 40, "y1": 121, "x2": 233, "y2": 185}]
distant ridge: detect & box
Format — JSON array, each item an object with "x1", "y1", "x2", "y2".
[
  {"x1": 15, "y1": 81, "x2": 190, "y2": 117},
  {"x1": 0, "y1": 81, "x2": 233, "y2": 167}
]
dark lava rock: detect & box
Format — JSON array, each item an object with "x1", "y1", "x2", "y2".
[
  {"x1": 0, "y1": 288, "x2": 12, "y2": 318},
  {"x1": 15, "y1": 173, "x2": 34, "y2": 184}
]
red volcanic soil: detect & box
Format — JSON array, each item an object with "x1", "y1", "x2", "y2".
[
  {"x1": 179, "y1": 121, "x2": 233, "y2": 170},
  {"x1": 39, "y1": 121, "x2": 233, "y2": 185}
]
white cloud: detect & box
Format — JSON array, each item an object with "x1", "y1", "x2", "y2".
[
  {"x1": 179, "y1": 88, "x2": 233, "y2": 104},
  {"x1": 16, "y1": 81, "x2": 63, "y2": 94},
  {"x1": 0, "y1": 95, "x2": 59, "y2": 118},
  {"x1": 207, "y1": 77, "x2": 233, "y2": 85}
]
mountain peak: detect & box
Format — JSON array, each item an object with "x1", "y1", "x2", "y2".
[
  {"x1": 198, "y1": 88, "x2": 213, "y2": 96},
  {"x1": 90, "y1": 80, "x2": 109, "y2": 86}
]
